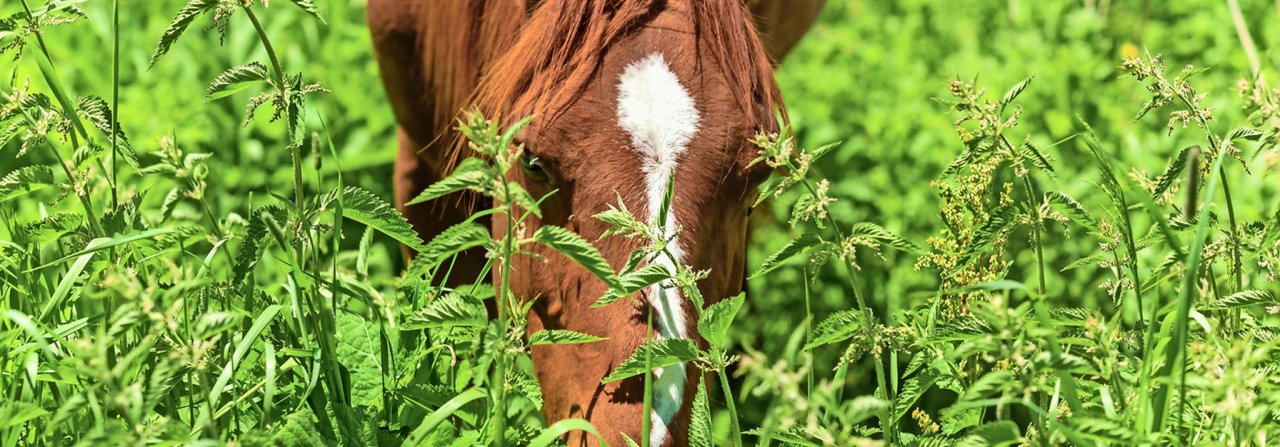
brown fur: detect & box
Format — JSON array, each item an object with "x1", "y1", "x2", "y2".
[{"x1": 367, "y1": 1, "x2": 823, "y2": 445}]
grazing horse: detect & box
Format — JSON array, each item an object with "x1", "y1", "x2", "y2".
[{"x1": 367, "y1": 0, "x2": 823, "y2": 445}]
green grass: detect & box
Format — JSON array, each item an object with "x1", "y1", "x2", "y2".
[{"x1": 3, "y1": 0, "x2": 1280, "y2": 446}]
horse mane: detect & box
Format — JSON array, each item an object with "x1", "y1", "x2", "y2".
[{"x1": 432, "y1": 0, "x2": 782, "y2": 170}]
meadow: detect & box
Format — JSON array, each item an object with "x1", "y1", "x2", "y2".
[{"x1": 2, "y1": 0, "x2": 1279, "y2": 445}]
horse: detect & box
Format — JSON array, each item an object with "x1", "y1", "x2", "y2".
[{"x1": 367, "y1": 1, "x2": 823, "y2": 445}]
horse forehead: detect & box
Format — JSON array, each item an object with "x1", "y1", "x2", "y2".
[{"x1": 615, "y1": 53, "x2": 701, "y2": 157}]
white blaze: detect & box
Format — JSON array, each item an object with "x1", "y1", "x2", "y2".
[{"x1": 616, "y1": 53, "x2": 700, "y2": 447}]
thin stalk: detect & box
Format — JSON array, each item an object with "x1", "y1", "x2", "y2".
[
  {"x1": 642, "y1": 312, "x2": 653, "y2": 447},
  {"x1": 17, "y1": 0, "x2": 106, "y2": 236},
  {"x1": 782, "y1": 150, "x2": 895, "y2": 441},
  {"x1": 242, "y1": 6, "x2": 302, "y2": 218},
  {"x1": 717, "y1": 351, "x2": 743, "y2": 447},
  {"x1": 491, "y1": 163, "x2": 517, "y2": 447},
  {"x1": 1021, "y1": 174, "x2": 1048, "y2": 296},
  {"x1": 111, "y1": 0, "x2": 120, "y2": 210}
]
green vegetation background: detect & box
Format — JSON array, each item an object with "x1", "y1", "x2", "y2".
[{"x1": 4, "y1": 0, "x2": 1280, "y2": 443}]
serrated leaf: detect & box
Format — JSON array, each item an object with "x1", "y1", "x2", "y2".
[
  {"x1": 601, "y1": 339, "x2": 698, "y2": 383},
  {"x1": 206, "y1": 62, "x2": 270, "y2": 100},
  {"x1": 286, "y1": 0, "x2": 326, "y2": 24},
  {"x1": 1045, "y1": 191, "x2": 1100, "y2": 232},
  {"x1": 401, "y1": 292, "x2": 486, "y2": 330},
  {"x1": 805, "y1": 309, "x2": 864, "y2": 350},
  {"x1": 697, "y1": 293, "x2": 744, "y2": 349},
  {"x1": 749, "y1": 234, "x2": 825, "y2": 279},
  {"x1": 689, "y1": 379, "x2": 712, "y2": 447},
  {"x1": 1154, "y1": 146, "x2": 1192, "y2": 196},
  {"x1": 528, "y1": 329, "x2": 606, "y2": 346},
  {"x1": 505, "y1": 181, "x2": 541, "y2": 218},
  {"x1": 150, "y1": 0, "x2": 219, "y2": 67},
  {"x1": 848, "y1": 222, "x2": 922, "y2": 254},
  {"x1": 324, "y1": 186, "x2": 427, "y2": 253},
  {"x1": 534, "y1": 226, "x2": 619, "y2": 288},
  {"x1": 407, "y1": 157, "x2": 491, "y2": 205},
  {"x1": 893, "y1": 365, "x2": 940, "y2": 424},
  {"x1": 1202, "y1": 290, "x2": 1275, "y2": 310},
  {"x1": 233, "y1": 206, "x2": 285, "y2": 284},
  {"x1": 416, "y1": 222, "x2": 491, "y2": 267},
  {"x1": 75, "y1": 95, "x2": 137, "y2": 167},
  {"x1": 1228, "y1": 127, "x2": 1263, "y2": 141},
  {"x1": 0, "y1": 165, "x2": 55, "y2": 202},
  {"x1": 593, "y1": 263, "x2": 672, "y2": 308},
  {"x1": 1000, "y1": 75, "x2": 1034, "y2": 109},
  {"x1": 844, "y1": 395, "x2": 889, "y2": 425}
]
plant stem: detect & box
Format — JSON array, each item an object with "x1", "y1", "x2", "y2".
[
  {"x1": 718, "y1": 354, "x2": 743, "y2": 447},
  {"x1": 111, "y1": 0, "x2": 120, "y2": 211}
]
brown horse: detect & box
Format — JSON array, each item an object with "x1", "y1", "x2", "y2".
[{"x1": 367, "y1": 1, "x2": 823, "y2": 445}]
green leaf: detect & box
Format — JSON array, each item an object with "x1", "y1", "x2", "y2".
[
  {"x1": 1202, "y1": 290, "x2": 1275, "y2": 310},
  {"x1": 602, "y1": 339, "x2": 698, "y2": 383},
  {"x1": 844, "y1": 395, "x2": 889, "y2": 425},
  {"x1": 1045, "y1": 191, "x2": 1100, "y2": 233},
  {"x1": 234, "y1": 206, "x2": 285, "y2": 284},
  {"x1": 688, "y1": 379, "x2": 712, "y2": 447},
  {"x1": 206, "y1": 62, "x2": 270, "y2": 100},
  {"x1": 286, "y1": 0, "x2": 326, "y2": 24},
  {"x1": 75, "y1": 95, "x2": 137, "y2": 167},
  {"x1": 805, "y1": 309, "x2": 863, "y2": 350},
  {"x1": 1154, "y1": 145, "x2": 1192, "y2": 196},
  {"x1": 326, "y1": 186, "x2": 427, "y2": 253},
  {"x1": 196, "y1": 305, "x2": 283, "y2": 429},
  {"x1": 529, "y1": 329, "x2": 606, "y2": 346},
  {"x1": 1227, "y1": 127, "x2": 1263, "y2": 141},
  {"x1": 0, "y1": 165, "x2": 55, "y2": 202},
  {"x1": 534, "y1": 226, "x2": 619, "y2": 288},
  {"x1": 848, "y1": 222, "x2": 922, "y2": 254},
  {"x1": 893, "y1": 365, "x2": 940, "y2": 424},
  {"x1": 405, "y1": 388, "x2": 487, "y2": 445},
  {"x1": 150, "y1": 0, "x2": 219, "y2": 67},
  {"x1": 593, "y1": 263, "x2": 672, "y2": 308},
  {"x1": 406, "y1": 157, "x2": 491, "y2": 205},
  {"x1": 749, "y1": 234, "x2": 825, "y2": 279},
  {"x1": 506, "y1": 181, "x2": 541, "y2": 218},
  {"x1": 972, "y1": 421, "x2": 1021, "y2": 446},
  {"x1": 697, "y1": 293, "x2": 744, "y2": 349},
  {"x1": 401, "y1": 292, "x2": 486, "y2": 330},
  {"x1": 1000, "y1": 75, "x2": 1034, "y2": 110},
  {"x1": 33, "y1": 227, "x2": 175, "y2": 271},
  {"x1": 416, "y1": 222, "x2": 491, "y2": 267},
  {"x1": 528, "y1": 419, "x2": 609, "y2": 447}
]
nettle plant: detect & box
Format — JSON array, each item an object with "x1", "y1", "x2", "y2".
[{"x1": 398, "y1": 112, "x2": 770, "y2": 447}]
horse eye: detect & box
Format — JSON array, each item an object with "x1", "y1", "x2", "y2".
[{"x1": 521, "y1": 154, "x2": 550, "y2": 181}]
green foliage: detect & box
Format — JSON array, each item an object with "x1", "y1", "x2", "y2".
[{"x1": 5, "y1": 0, "x2": 1280, "y2": 446}]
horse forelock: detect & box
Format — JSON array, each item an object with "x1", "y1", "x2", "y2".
[{"x1": 446, "y1": 0, "x2": 783, "y2": 173}]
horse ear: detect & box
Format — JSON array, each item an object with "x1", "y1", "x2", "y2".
[{"x1": 745, "y1": 0, "x2": 826, "y2": 62}]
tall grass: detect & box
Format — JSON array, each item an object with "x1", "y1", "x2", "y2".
[{"x1": 2, "y1": 1, "x2": 1280, "y2": 446}]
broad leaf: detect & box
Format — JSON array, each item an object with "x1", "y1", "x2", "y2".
[
  {"x1": 151, "y1": 0, "x2": 219, "y2": 66},
  {"x1": 402, "y1": 292, "x2": 486, "y2": 330},
  {"x1": 601, "y1": 339, "x2": 698, "y2": 383},
  {"x1": 805, "y1": 309, "x2": 864, "y2": 350},
  {"x1": 406, "y1": 157, "x2": 491, "y2": 205},
  {"x1": 697, "y1": 293, "x2": 745, "y2": 349},
  {"x1": 326, "y1": 186, "x2": 427, "y2": 253},
  {"x1": 534, "y1": 226, "x2": 619, "y2": 289},
  {"x1": 593, "y1": 263, "x2": 672, "y2": 308},
  {"x1": 206, "y1": 62, "x2": 270, "y2": 100},
  {"x1": 528, "y1": 329, "x2": 606, "y2": 346},
  {"x1": 750, "y1": 234, "x2": 826, "y2": 279}
]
